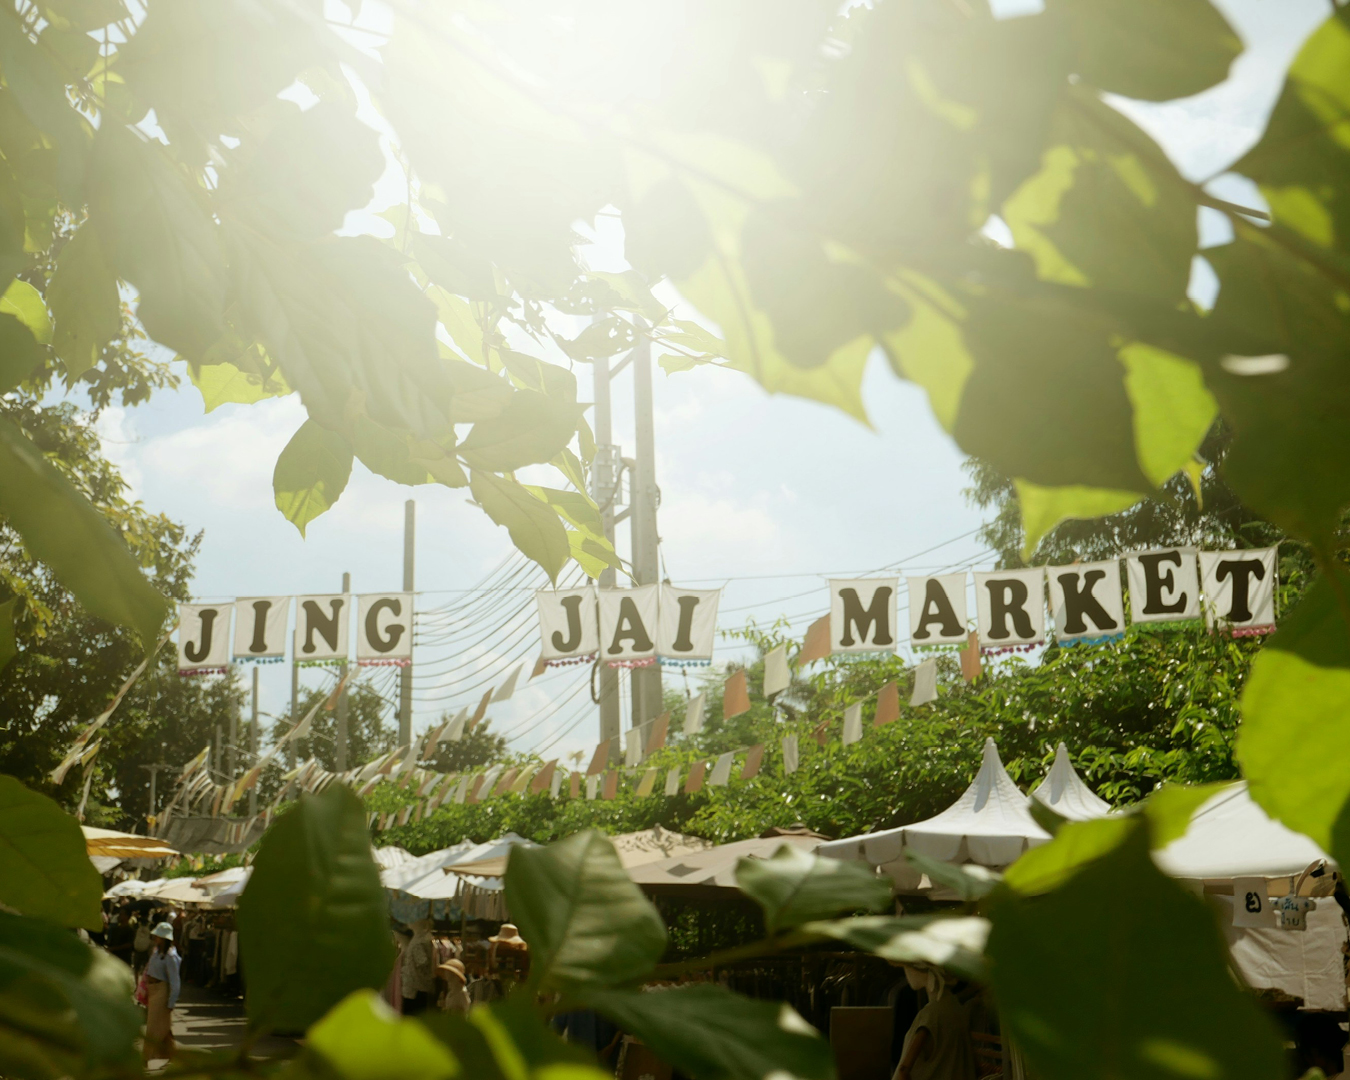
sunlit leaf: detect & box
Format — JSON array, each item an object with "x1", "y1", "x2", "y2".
[
  {"x1": 273, "y1": 420, "x2": 353, "y2": 537},
  {"x1": 470, "y1": 471, "x2": 570, "y2": 582},
  {"x1": 459, "y1": 391, "x2": 587, "y2": 473},
  {"x1": 0, "y1": 776, "x2": 102, "y2": 930},
  {"x1": 307, "y1": 991, "x2": 458, "y2": 1080},
  {"x1": 796, "y1": 915, "x2": 988, "y2": 982},
  {"x1": 47, "y1": 223, "x2": 119, "y2": 379}
]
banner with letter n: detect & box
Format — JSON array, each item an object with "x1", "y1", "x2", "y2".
[
  {"x1": 1047, "y1": 562, "x2": 1124, "y2": 642},
  {"x1": 1200, "y1": 548, "x2": 1277, "y2": 634},
  {"x1": 974, "y1": 568, "x2": 1046, "y2": 648},
  {"x1": 829, "y1": 577, "x2": 899, "y2": 654},
  {"x1": 537, "y1": 586, "x2": 599, "y2": 661},
  {"x1": 357, "y1": 593, "x2": 414, "y2": 664},
  {"x1": 294, "y1": 593, "x2": 350, "y2": 662}
]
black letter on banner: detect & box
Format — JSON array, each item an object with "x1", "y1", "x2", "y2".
[
  {"x1": 984, "y1": 580, "x2": 1034, "y2": 641},
  {"x1": 552, "y1": 595, "x2": 585, "y2": 653},
  {"x1": 840, "y1": 587, "x2": 894, "y2": 647},
  {"x1": 671, "y1": 595, "x2": 701, "y2": 653},
  {"x1": 364, "y1": 598, "x2": 405, "y2": 653},
  {"x1": 247, "y1": 600, "x2": 272, "y2": 654},
  {"x1": 301, "y1": 598, "x2": 344, "y2": 654},
  {"x1": 913, "y1": 581, "x2": 963, "y2": 641},
  {"x1": 1138, "y1": 552, "x2": 1186, "y2": 615},
  {"x1": 1055, "y1": 570, "x2": 1118, "y2": 634},
  {"x1": 184, "y1": 609, "x2": 218, "y2": 663},
  {"x1": 608, "y1": 597, "x2": 654, "y2": 655},
  {"x1": 1216, "y1": 559, "x2": 1266, "y2": 622}
]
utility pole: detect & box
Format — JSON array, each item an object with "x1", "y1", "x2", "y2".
[
  {"x1": 291, "y1": 634, "x2": 300, "y2": 758},
  {"x1": 630, "y1": 325, "x2": 663, "y2": 727},
  {"x1": 592, "y1": 356, "x2": 622, "y2": 747},
  {"x1": 400, "y1": 500, "x2": 415, "y2": 748},
  {"x1": 141, "y1": 763, "x2": 169, "y2": 830},
  {"x1": 337, "y1": 571, "x2": 351, "y2": 772},
  {"x1": 249, "y1": 666, "x2": 260, "y2": 817},
  {"x1": 226, "y1": 664, "x2": 238, "y2": 779}
]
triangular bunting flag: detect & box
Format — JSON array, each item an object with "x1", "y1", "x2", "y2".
[
  {"x1": 874, "y1": 682, "x2": 900, "y2": 727},
  {"x1": 646, "y1": 712, "x2": 670, "y2": 753},
  {"x1": 797, "y1": 615, "x2": 831, "y2": 666},
  {"x1": 531, "y1": 655, "x2": 548, "y2": 680},
  {"x1": 587, "y1": 739, "x2": 613, "y2": 775},
  {"x1": 492, "y1": 663, "x2": 523, "y2": 703},
  {"x1": 960, "y1": 631, "x2": 982, "y2": 683},
  {"x1": 531, "y1": 760, "x2": 557, "y2": 795},
  {"x1": 635, "y1": 768, "x2": 658, "y2": 798},
  {"x1": 684, "y1": 760, "x2": 707, "y2": 794},
  {"x1": 741, "y1": 743, "x2": 765, "y2": 780},
  {"x1": 723, "y1": 670, "x2": 750, "y2": 719},
  {"x1": 684, "y1": 691, "x2": 706, "y2": 735},
  {"x1": 470, "y1": 687, "x2": 493, "y2": 728}
]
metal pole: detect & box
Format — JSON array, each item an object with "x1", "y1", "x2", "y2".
[
  {"x1": 249, "y1": 666, "x2": 260, "y2": 817},
  {"x1": 227, "y1": 665, "x2": 238, "y2": 779},
  {"x1": 630, "y1": 326, "x2": 663, "y2": 725},
  {"x1": 291, "y1": 650, "x2": 300, "y2": 759},
  {"x1": 337, "y1": 571, "x2": 351, "y2": 772},
  {"x1": 592, "y1": 358, "x2": 621, "y2": 747},
  {"x1": 147, "y1": 767, "x2": 157, "y2": 824},
  {"x1": 400, "y1": 500, "x2": 415, "y2": 748}
]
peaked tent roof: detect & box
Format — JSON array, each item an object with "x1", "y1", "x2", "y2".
[
  {"x1": 1031, "y1": 743, "x2": 1112, "y2": 821},
  {"x1": 818, "y1": 738, "x2": 1051, "y2": 869}
]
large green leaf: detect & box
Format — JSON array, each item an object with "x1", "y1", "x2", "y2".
[
  {"x1": 989, "y1": 820, "x2": 1283, "y2": 1080},
  {"x1": 0, "y1": 416, "x2": 167, "y2": 647},
  {"x1": 469, "y1": 471, "x2": 570, "y2": 582},
  {"x1": 47, "y1": 222, "x2": 120, "y2": 379},
  {"x1": 273, "y1": 420, "x2": 354, "y2": 537},
  {"x1": 734, "y1": 845, "x2": 891, "y2": 934},
  {"x1": 0, "y1": 595, "x2": 17, "y2": 669},
  {"x1": 306, "y1": 991, "x2": 458, "y2": 1080},
  {"x1": 458, "y1": 391, "x2": 586, "y2": 473},
  {"x1": 236, "y1": 785, "x2": 395, "y2": 1033},
  {"x1": 580, "y1": 985, "x2": 834, "y2": 1080},
  {"x1": 1238, "y1": 569, "x2": 1350, "y2": 864},
  {"x1": 419, "y1": 994, "x2": 606, "y2": 1080},
  {"x1": 0, "y1": 912, "x2": 140, "y2": 1080},
  {"x1": 0, "y1": 776, "x2": 101, "y2": 930},
  {"x1": 795, "y1": 915, "x2": 988, "y2": 982},
  {"x1": 504, "y1": 831, "x2": 666, "y2": 990},
  {"x1": 1049, "y1": 0, "x2": 1240, "y2": 102},
  {"x1": 88, "y1": 123, "x2": 226, "y2": 360},
  {"x1": 0, "y1": 311, "x2": 50, "y2": 395}
]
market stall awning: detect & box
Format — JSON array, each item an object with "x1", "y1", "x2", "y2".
[
  {"x1": 445, "y1": 826, "x2": 716, "y2": 880},
  {"x1": 1031, "y1": 742, "x2": 1112, "y2": 821},
  {"x1": 373, "y1": 845, "x2": 416, "y2": 869},
  {"x1": 210, "y1": 867, "x2": 252, "y2": 908},
  {"x1": 627, "y1": 829, "x2": 826, "y2": 897},
  {"x1": 140, "y1": 876, "x2": 211, "y2": 904},
  {"x1": 83, "y1": 826, "x2": 178, "y2": 860}
]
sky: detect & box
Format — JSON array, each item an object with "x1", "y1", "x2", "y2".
[{"x1": 93, "y1": 0, "x2": 1330, "y2": 766}]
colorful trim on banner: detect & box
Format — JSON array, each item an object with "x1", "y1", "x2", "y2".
[
  {"x1": 1227, "y1": 624, "x2": 1275, "y2": 638},
  {"x1": 659, "y1": 657, "x2": 711, "y2": 668},
  {"x1": 608, "y1": 657, "x2": 658, "y2": 669},
  {"x1": 1058, "y1": 633, "x2": 1125, "y2": 649},
  {"x1": 358, "y1": 658, "x2": 412, "y2": 667},
  {"x1": 178, "y1": 667, "x2": 228, "y2": 677},
  {"x1": 233, "y1": 656, "x2": 286, "y2": 665},
  {"x1": 980, "y1": 643, "x2": 1041, "y2": 656},
  {"x1": 296, "y1": 658, "x2": 345, "y2": 669},
  {"x1": 546, "y1": 653, "x2": 597, "y2": 668}
]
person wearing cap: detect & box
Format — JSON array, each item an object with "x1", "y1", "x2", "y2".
[
  {"x1": 143, "y1": 921, "x2": 181, "y2": 1062},
  {"x1": 437, "y1": 958, "x2": 471, "y2": 1016}
]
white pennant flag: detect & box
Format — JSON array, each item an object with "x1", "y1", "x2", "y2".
[
  {"x1": 446, "y1": 709, "x2": 468, "y2": 742},
  {"x1": 911, "y1": 658, "x2": 938, "y2": 706},
  {"x1": 708, "y1": 751, "x2": 734, "y2": 787},
  {"x1": 762, "y1": 645, "x2": 790, "y2": 698},
  {"x1": 625, "y1": 727, "x2": 643, "y2": 768},
  {"x1": 683, "y1": 691, "x2": 706, "y2": 735},
  {"x1": 782, "y1": 735, "x2": 799, "y2": 775},
  {"x1": 842, "y1": 703, "x2": 863, "y2": 745},
  {"x1": 492, "y1": 663, "x2": 524, "y2": 703},
  {"x1": 586, "y1": 775, "x2": 600, "y2": 800},
  {"x1": 550, "y1": 767, "x2": 564, "y2": 799},
  {"x1": 664, "y1": 767, "x2": 681, "y2": 796}
]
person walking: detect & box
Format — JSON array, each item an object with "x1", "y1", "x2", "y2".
[{"x1": 142, "y1": 922, "x2": 181, "y2": 1063}]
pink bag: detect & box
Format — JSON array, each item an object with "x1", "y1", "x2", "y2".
[{"x1": 133, "y1": 970, "x2": 149, "y2": 1007}]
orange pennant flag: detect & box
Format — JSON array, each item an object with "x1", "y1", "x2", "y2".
[
  {"x1": 531, "y1": 760, "x2": 557, "y2": 795},
  {"x1": 813, "y1": 719, "x2": 832, "y2": 748},
  {"x1": 741, "y1": 743, "x2": 765, "y2": 780},
  {"x1": 797, "y1": 615, "x2": 831, "y2": 666},
  {"x1": 493, "y1": 768, "x2": 518, "y2": 797},
  {"x1": 587, "y1": 739, "x2": 613, "y2": 775},
  {"x1": 874, "y1": 682, "x2": 900, "y2": 728},
  {"x1": 531, "y1": 655, "x2": 548, "y2": 680},
  {"x1": 646, "y1": 712, "x2": 670, "y2": 754},
  {"x1": 569, "y1": 772, "x2": 581, "y2": 798},
  {"x1": 723, "y1": 670, "x2": 750, "y2": 719},
  {"x1": 684, "y1": 760, "x2": 707, "y2": 794},
  {"x1": 602, "y1": 770, "x2": 619, "y2": 800},
  {"x1": 960, "y1": 632, "x2": 982, "y2": 683},
  {"x1": 470, "y1": 687, "x2": 493, "y2": 729}
]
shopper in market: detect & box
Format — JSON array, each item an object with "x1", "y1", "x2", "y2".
[
  {"x1": 143, "y1": 922, "x2": 181, "y2": 1063},
  {"x1": 892, "y1": 965, "x2": 975, "y2": 1080}
]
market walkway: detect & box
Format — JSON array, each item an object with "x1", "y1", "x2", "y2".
[{"x1": 146, "y1": 985, "x2": 297, "y2": 1068}]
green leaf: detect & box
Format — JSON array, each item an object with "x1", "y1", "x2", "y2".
[
  {"x1": 419, "y1": 995, "x2": 605, "y2": 1080},
  {"x1": 48, "y1": 222, "x2": 120, "y2": 379},
  {"x1": 0, "y1": 416, "x2": 168, "y2": 647},
  {"x1": 470, "y1": 471, "x2": 570, "y2": 582},
  {"x1": 444, "y1": 356, "x2": 513, "y2": 423},
  {"x1": 237, "y1": 784, "x2": 395, "y2": 1033},
  {"x1": 558, "y1": 316, "x2": 636, "y2": 362},
  {"x1": 352, "y1": 418, "x2": 434, "y2": 487},
  {"x1": 37, "y1": 1, "x2": 128, "y2": 32},
  {"x1": 522, "y1": 486, "x2": 605, "y2": 542},
  {"x1": 1119, "y1": 344, "x2": 1217, "y2": 487},
  {"x1": 0, "y1": 912, "x2": 141, "y2": 1080},
  {"x1": 1051, "y1": 0, "x2": 1241, "y2": 101},
  {"x1": 0, "y1": 775, "x2": 102, "y2": 930},
  {"x1": 0, "y1": 280, "x2": 49, "y2": 345},
  {"x1": 988, "y1": 821, "x2": 1283, "y2": 1080},
  {"x1": 567, "y1": 531, "x2": 622, "y2": 579},
  {"x1": 306, "y1": 991, "x2": 458, "y2": 1080},
  {"x1": 0, "y1": 311, "x2": 50, "y2": 396},
  {"x1": 586, "y1": 270, "x2": 667, "y2": 322},
  {"x1": 504, "y1": 831, "x2": 666, "y2": 990},
  {"x1": 1002, "y1": 816, "x2": 1137, "y2": 897},
  {"x1": 902, "y1": 850, "x2": 999, "y2": 901},
  {"x1": 459, "y1": 391, "x2": 586, "y2": 473},
  {"x1": 579, "y1": 985, "x2": 834, "y2": 1080},
  {"x1": 1013, "y1": 478, "x2": 1143, "y2": 559},
  {"x1": 0, "y1": 595, "x2": 17, "y2": 669},
  {"x1": 88, "y1": 123, "x2": 226, "y2": 360},
  {"x1": 273, "y1": 421, "x2": 354, "y2": 537},
  {"x1": 1237, "y1": 568, "x2": 1350, "y2": 865},
  {"x1": 795, "y1": 915, "x2": 989, "y2": 982},
  {"x1": 189, "y1": 359, "x2": 291, "y2": 412},
  {"x1": 734, "y1": 845, "x2": 891, "y2": 934}
]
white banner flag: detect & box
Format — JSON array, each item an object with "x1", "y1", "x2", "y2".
[
  {"x1": 356, "y1": 593, "x2": 413, "y2": 661},
  {"x1": 1126, "y1": 549, "x2": 1200, "y2": 624},
  {"x1": 232, "y1": 597, "x2": 289, "y2": 660},
  {"x1": 295, "y1": 594, "x2": 350, "y2": 661},
  {"x1": 1047, "y1": 562, "x2": 1125, "y2": 642},
  {"x1": 830, "y1": 577, "x2": 900, "y2": 654},
  {"x1": 974, "y1": 568, "x2": 1046, "y2": 647},
  {"x1": 537, "y1": 586, "x2": 598, "y2": 660},
  {"x1": 599, "y1": 584, "x2": 659, "y2": 662},
  {"x1": 908, "y1": 573, "x2": 969, "y2": 646},
  {"x1": 657, "y1": 586, "x2": 721, "y2": 661},
  {"x1": 178, "y1": 603, "x2": 231, "y2": 671},
  {"x1": 1200, "y1": 548, "x2": 1277, "y2": 631}
]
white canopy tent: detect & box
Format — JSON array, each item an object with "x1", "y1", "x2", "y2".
[{"x1": 1031, "y1": 743, "x2": 1112, "y2": 821}]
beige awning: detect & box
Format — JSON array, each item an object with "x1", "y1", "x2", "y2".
[{"x1": 82, "y1": 826, "x2": 178, "y2": 860}]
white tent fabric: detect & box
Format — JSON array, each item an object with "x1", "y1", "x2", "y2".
[
  {"x1": 104, "y1": 878, "x2": 155, "y2": 898},
  {"x1": 1153, "y1": 783, "x2": 1337, "y2": 886},
  {"x1": 1213, "y1": 894, "x2": 1347, "y2": 1012},
  {"x1": 381, "y1": 842, "x2": 481, "y2": 895},
  {"x1": 818, "y1": 739, "x2": 1052, "y2": 871},
  {"x1": 398, "y1": 834, "x2": 535, "y2": 901},
  {"x1": 371, "y1": 845, "x2": 417, "y2": 870},
  {"x1": 1031, "y1": 743, "x2": 1112, "y2": 821},
  {"x1": 628, "y1": 833, "x2": 822, "y2": 890},
  {"x1": 210, "y1": 867, "x2": 252, "y2": 908},
  {"x1": 141, "y1": 877, "x2": 212, "y2": 904}
]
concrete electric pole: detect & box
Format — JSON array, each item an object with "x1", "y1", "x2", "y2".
[{"x1": 401, "y1": 499, "x2": 415, "y2": 747}]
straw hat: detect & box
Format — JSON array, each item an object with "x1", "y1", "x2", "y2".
[
  {"x1": 437, "y1": 958, "x2": 466, "y2": 982},
  {"x1": 489, "y1": 923, "x2": 523, "y2": 944}
]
